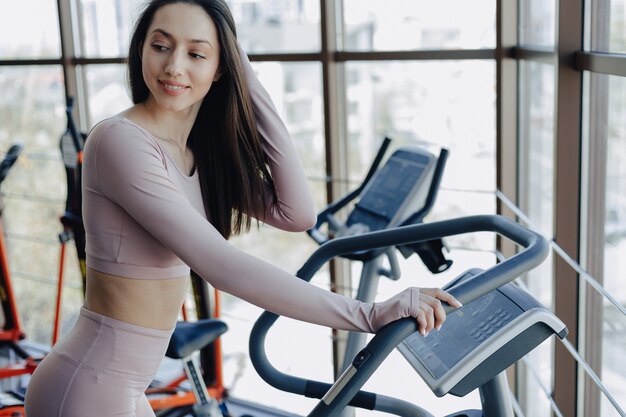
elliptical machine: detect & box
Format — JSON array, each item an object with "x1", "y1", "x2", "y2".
[{"x1": 250, "y1": 214, "x2": 567, "y2": 416}]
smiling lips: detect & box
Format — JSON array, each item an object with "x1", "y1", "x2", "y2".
[{"x1": 159, "y1": 79, "x2": 189, "y2": 95}]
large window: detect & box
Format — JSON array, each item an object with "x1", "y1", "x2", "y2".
[
  {"x1": 78, "y1": 0, "x2": 145, "y2": 57},
  {"x1": 342, "y1": 0, "x2": 496, "y2": 50},
  {"x1": 589, "y1": 0, "x2": 626, "y2": 53},
  {"x1": 1, "y1": 1, "x2": 625, "y2": 416},
  {"x1": 0, "y1": 66, "x2": 72, "y2": 345},
  {"x1": 595, "y1": 73, "x2": 626, "y2": 416},
  {"x1": 344, "y1": 60, "x2": 497, "y2": 234},
  {"x1": 83, "y1": 64, "x2": 132, "y2": 125},
  {"x1": 226, "y1": 0, "x2": 321, "y2": 53},
  {"x1": 514, "y1": 0, "x2": 626, "y2": 416},
  {"x1": 519, "y1": 0, "x2": 556, "y2": 48},
  {"x1": 0, "y1": 0, "x2": 61, "y2": 59}
]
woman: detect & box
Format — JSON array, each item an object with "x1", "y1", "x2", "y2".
[{"x1": 24, "y1": 1, "x2": 461, "y2": 416}]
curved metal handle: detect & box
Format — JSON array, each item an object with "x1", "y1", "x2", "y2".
[{"x1": 299, "y1": 215, "x2": 546, "y2": 306}]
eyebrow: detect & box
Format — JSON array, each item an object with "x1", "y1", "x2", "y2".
[{"x1": 151, "y1": 28, "x2": 214, "y2": 48}]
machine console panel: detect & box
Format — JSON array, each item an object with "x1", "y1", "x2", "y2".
[
  {"x1": 346, "y1": 148, "x2": 436, "y2": 232},
  {"x1": 398, "y1": 269, "x2": 567, "y2": 397}
]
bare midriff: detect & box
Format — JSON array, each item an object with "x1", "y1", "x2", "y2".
[{"x1": 83, "y1": 268, "x2": 188, "y2": 330}]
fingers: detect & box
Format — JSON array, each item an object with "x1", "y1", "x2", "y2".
[
  {"x1": 437, "y1": 288, "x2": 463, "y2": 309},
  {"x1": 415, "y1": 310, "x2": 428, "y2": 336},
  {"x1": 417, "y1": 293, "x2": 441, "y2": 335},
  {"x1": 422, "y1": 288, "x2": 463, "y2": 309},
  {"x1": 416, "y1": 288, "x2": 463, "y2": 336}
]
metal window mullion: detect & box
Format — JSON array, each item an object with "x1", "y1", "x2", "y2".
[
  {"x1": 579, "y1": 1, "x2": 612, "y2": 414},
  {"x1": 496, "y1": 0, "x2": 520, "y2": 406},
  {"x1": 496, "y1": 0, "x2": 519, "y2": 252},
  {"x1": 320, "y1": 0, "x2": 351, "y2": 379},
  {"x1": 512, "y1": 46, "x2": 557, "y2": 64},
  {"x1": 335, "y1": 49, "x2": 496, "y2": 61},
  {"x1": 553, "y1": 0, "x2": 584, "y2": 416},
  {"x1": 57, "y1": 0, "x2": 82, "y2": 127},
  {"x1": 576, "y1": 52, "x2": 626, "y2": 77}
]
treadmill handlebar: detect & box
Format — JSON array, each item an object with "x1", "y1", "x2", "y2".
[
  {"x1": 249, "y1": 215, "x2": 549, "y2": 413},
  {"x1": 400, "y1": 148, "x2": 448, "y2": 227},
  {"x1": 307, "y1": 138, "x2": 392, "y2": 246},
  {"x1": 299, "y1": 215, "x2": 547, "y2": 307}
]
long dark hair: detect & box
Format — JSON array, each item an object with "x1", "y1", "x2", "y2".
[{"x1": 128, "y1": 0, "x2": 276, "y2": 239}]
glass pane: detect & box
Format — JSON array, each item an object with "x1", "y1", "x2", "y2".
[
  {"x1": 0, "y1": 0, "x2": 60, "y2": 58},
  {"x1": 213, "y1": 62, "x2": 327, "y2": 413},
  {"x1": 345, "y1": 60, "x2": 496, "y2": 251},
  {"x1": 519, "y1": 0, "x2": 557, "y2": 48},
  {"x1": 519, "y1": 61, "x2": 555, "y2": 243},
  {"x1": 518, "y1": 60, "x2": 556, "y2": 417},
  {"x1": 84, "y1": 61, "x2": 325, "y2": 179},
  {"x1": 226, "y1": 62, "x2": 326, "y2": 319},
  {"x1": 226, "y1": 0, "x2": 321, "y2": 53},
  {"x1": 601, "y1": 74, "x2": 626, "y2": 416},
  {"x1": 589, "y1": 0, "x2": 626, "y2": 53},
  {"x1": 83, "y1": 64, "x2": 133, "y2": 127},
  {"x1": 343, "y1": 59, "x2": 495, "y2": 416},
  {"x1": 251, "y1": 62, "x2": 325, "y2": 179},
  {"x1": 78, "y1": 0, "x2": 145, "y2": 57},
  {"x1": 0, "y1": 66, "x2": 84, "y2": 346},
  {"x1": 342, "y1": 0, "x2": 496, "y2": 51}
]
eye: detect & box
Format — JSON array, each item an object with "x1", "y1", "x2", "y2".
[
  {"x1": 151, "y1": 43, "x2": 169, "y2": 52},
  {"x1": 189, "y1": 52, "x2": 206, "y2": 60}
]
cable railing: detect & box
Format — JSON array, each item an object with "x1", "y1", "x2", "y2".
[
  {"x1": 496, "y1": 190, "x2": 626, "y2": 318},
  {"x1": 561, "y1": 337, "x2": 626, "y2": 417},
  {"x1": 519, "y1": 355, "x2": 564, "y2": 417},
  {"x1": 3, "y1": 191, "x2": 65, "y2": 205},
  {"x1": 496, "y1": 189, "x2": 626, "y2": 417}
]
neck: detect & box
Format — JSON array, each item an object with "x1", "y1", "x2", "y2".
[{"x1": 139, "y1": 98, "x2": 201, "y2": 149}]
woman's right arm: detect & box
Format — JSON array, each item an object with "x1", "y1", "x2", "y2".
[{"x1": 88, "y1": 125, "x2": 460, "y2": 334}]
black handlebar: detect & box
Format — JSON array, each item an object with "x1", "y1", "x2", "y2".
[
  {"x1": 307, "y1": 138, "x2": 392, "y2": 246},
  {"x1": 0, "y1": 143, "x2": 24, "y2": 185},
  {"x1": 400, "y1": 148, "x2": 448, "y2": 227},
  {"x1": 249, "y1": 215, "x2": 549, "y2": 415},
  {"x1": 64, "y1": 96, "x2": 84, "y2": 154}
]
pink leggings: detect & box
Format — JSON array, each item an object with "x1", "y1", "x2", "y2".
[{"x1": 24, "y1": 307, "x2": 173, "y2": 417}]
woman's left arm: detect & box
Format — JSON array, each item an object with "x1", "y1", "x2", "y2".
[{"x1": 240, "y1": 47, "x2": 316, "y2": 232}]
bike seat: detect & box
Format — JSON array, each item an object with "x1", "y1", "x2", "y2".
[{"x1": 165, "y1": 319, "x2": 228, "y2": 359}]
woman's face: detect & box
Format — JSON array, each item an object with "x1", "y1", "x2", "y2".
[{"x1": 141, "y1": 2, "x2": 221, "y2": 116}]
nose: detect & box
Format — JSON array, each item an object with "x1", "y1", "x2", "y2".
[{"x1": 164, "y1": 49, "x2": 184, "y2": 77}]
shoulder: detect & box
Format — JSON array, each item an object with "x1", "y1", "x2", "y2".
[{"x1": 85, "y1": 116, "x2": 165, "y2": 164}]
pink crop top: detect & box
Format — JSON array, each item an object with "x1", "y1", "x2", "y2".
[{"x1": 82, "y1": 50, "x2": 420, "y2": 333}]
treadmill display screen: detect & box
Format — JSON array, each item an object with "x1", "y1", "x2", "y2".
[
  {"x1": 348, "y1": 149, "x2": 431, "y2": 231},
  {"x1": 399, "y1": 288, "x2": 523, "y2": 380}
]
